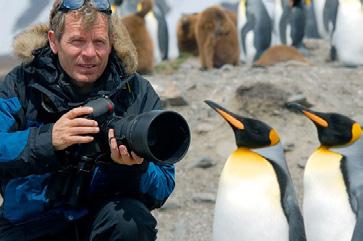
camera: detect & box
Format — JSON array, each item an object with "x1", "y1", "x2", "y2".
[
  {"x1": 62, "y1": 97, "x2": 190, "y2": 207},
  {"x1": 84, "y1": 97, "x2": 191, "y2": 164}
]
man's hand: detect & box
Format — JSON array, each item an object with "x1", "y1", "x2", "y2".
[
  {"x1": 108, "y1": 129, "x2": 144, "y2": 165},
  {"x1": 52, "y1": 107, "x2": 100, "y2": 150}
]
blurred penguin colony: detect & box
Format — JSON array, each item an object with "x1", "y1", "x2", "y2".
[{"x1": 112, "y1": 0, "x2": 363, "y2": 72}]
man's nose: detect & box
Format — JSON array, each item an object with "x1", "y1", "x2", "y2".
[{"x1": 82, "y1": 42, "x2": 97, "y2": 58}]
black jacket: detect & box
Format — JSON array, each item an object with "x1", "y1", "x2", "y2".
[{"x1": 0, "y1": 19, "x2": 175, "y2": 223}]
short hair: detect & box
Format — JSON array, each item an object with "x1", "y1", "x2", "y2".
[{"x1": 49, "y1": 0, "x2": 113, "y2": 41}]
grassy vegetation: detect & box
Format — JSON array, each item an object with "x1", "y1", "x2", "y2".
[{"x1": 154, "y1": 52, "x2": 193, "y2": 75}]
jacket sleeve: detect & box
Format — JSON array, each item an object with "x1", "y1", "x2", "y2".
[
  {"x1": 0, "y1": 67, "x2": 59, "y2": 179},
  {"x1": 89, "y1": 73, "x2": 175, "y2": 208},
  {"x1": 135, "y1": 75, "x2": 176, "y2": 207}
]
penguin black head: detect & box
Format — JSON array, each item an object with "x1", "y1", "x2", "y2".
[
  {"x1": 289, "y1": 0, "x2": 303, "y2": 7},
  {"x1": 205, "y1": 100, "x2": 280, "y2": 148},
  {"x1": 288, "y1": 103, "x2": 362, "y2": 147}
]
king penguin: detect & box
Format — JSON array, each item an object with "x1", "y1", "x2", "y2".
[
  {"x1": 304, "y1": 0, "x2": 321, "y2": 39},
  {"x1": 143, "y1": 0, "x2": 169, "y2": 63},
  {"x1": 237, "y1": 0, "x2": 275, "y2": 63},
  {"x1": 278, "y1": 0, "x2": 306, "y2": 49},
  {"x1": 312, "y1": 0, "x2": 339, "y2": 41},
  {"x1": 289, "y1": 103, "x2": 363, "y2": 241},
  {"x1": 206, "y1": 100, "x2": 306, "y2": 241},
  {"x1": 332, "y1": 0, "x2": 363, "y2": 66},
  {"x1": 118, "y1": 0, "x2": 169, "y2": 63}
]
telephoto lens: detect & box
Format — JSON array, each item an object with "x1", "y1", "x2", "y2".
[{"x1": 85, "y1": 97, "x2": 191, "y2": 164}]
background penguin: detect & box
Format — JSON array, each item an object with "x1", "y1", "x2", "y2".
[
  {"x1": 304, "y1": 0, "x2": 321, "y2": 39},
  {"x1": 144, "y1": 0, "x2": 169, "y2": 62},
  {"x1": 176, "y1": 13, "x2": 199, "y2": 56},
  {"x1": 312, "y1": 0, "x2": 339, "y2": 45},
  {"x1": 118, "y1": 0, "x2": 169, "y2": 63},
  {"x1": 238, "y1": 0, "x2": 275, "y2": 64},
  {"x1": 253, "y1": 45, "x2": 309, "y2": 67},
  {"x1": 12, "y1": 0, "x2": 50, "y2": 32},
  {"x1": 176, "y1": 8, "x2": 236, "y2": 57},
  {"x1": 331, "y1": 0, "x2": 363, "y2": 66},
  {"x1": 121, "y1": 0, "x2": 155, "y2": 74},
  {"x1": 205, "y1": 100, "x2": 306, "y2": 241},
  {"x1": 288, "y1": 103, "x2": 363, "y2": 241},
  {"x1": 195, "y1": 6, "x2": 240, "y2": 69},
  {"x1": 221, "y1": 1, "x2": 239, "y2": 12},
  {"x1": 278, "y1": 0, "x2": 306, "y2": 50}
]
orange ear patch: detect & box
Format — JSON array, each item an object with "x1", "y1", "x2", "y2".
[
  {"x1": 269, "y1": 129, "x2": 280, "y2": 145},
  {"x1": 350, "y1": 123, "x2": 362, "y2": 144},
  {"x1": 216, "y1": 108, "x2": 244, "y2": 129}
]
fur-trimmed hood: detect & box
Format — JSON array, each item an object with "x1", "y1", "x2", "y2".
[{"x1": 12, "y1": 15, "x2": 138, "y2": 75}]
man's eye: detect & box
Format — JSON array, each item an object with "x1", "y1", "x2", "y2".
[
  {"x1": 71, "y1": 40, "x2": 83, "y2": 45},
  {"x1": 95, "y1": 40, "x2": 106, "y2": 47}
]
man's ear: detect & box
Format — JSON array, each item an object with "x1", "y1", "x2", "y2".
[{"x1": 48, "y1": 30, "x2": 58, "y2": 54}]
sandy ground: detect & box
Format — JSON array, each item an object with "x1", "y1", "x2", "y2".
[{"x1": 1, "y1": 39, "x2": 363, "y2": 240}]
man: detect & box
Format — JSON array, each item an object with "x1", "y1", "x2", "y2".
[{"x1": 0, "y1": 0, "x2": 175, "y2": 240}]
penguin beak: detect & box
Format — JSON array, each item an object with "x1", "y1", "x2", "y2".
[
  {"x1": 287, "y1": 103, "x2": 328, "y2": 128},
  {"x1": 205, "y1": 100, "x2": 245, "y2": 130}
]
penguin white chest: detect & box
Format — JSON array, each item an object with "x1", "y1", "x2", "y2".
[
  {"x1": 313, "y1": 0, "x2": 331, "y2": 38},
  {"x1": 332, "y1": 2, "x2": 363, "y2": 66},
  {"x1": 238, "y1": 0, "x2": 256, "y2": 63},
  {"x1": 145, "y1": 12, "x2": 161, "y2": 64},
  {"x1": 213, "y1": 150, "x2": 289, "y2": 241},
  {"x1": 303, "y1": 149, "x2": 356, "y2": 241}
]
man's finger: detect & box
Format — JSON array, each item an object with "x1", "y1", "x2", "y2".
[
  {"x1": 131, "y1": 151, "x2": 144, "y2": 164},
  {"x1": 69, "y1": 126, "x2": 100, "y2": 135},
  {"x1": 65, "y1": 107, "x2": 93, "y2": 119},
  {"x1": 119, "y1": 145, "x2": 130, "y2": 160},
  {"x1": 69, "y1": 118, "x2": 98, "y2": 127},
  {"x1": 67, "y1": 136, "x2": 95, "y2": 145}
]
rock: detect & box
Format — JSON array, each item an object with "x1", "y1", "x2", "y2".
[
  {"x1": 221, "y1": 64, "x2": 233, "y2": 72},
  {"x1": 187, "y1": 84, "x2": 197, "y2": 90},
  {"x1": 195, "y1": 123, "x2": 214, "y2": 134},
  {"x1": 286, "y1": 94, "x2": 313, "y2": 108},
  {"x1": 298, "y1": 158, "x2": 308, "y2": 169},
  {"x1": 271, "y1": 109, "x2": 281, "y2": 116},
  {"x1": 192, "y1": 193, "x2": 216, "y2": 203},
  {"x1": 187, "y1": 156, "x2": 217, "y2": 169},
  {"x1": 160, "y1": 81, "x2": 189, "y2": 106},
  {"x1": 159, "y1": 199, "x2": 182, "y2": 211},
  {"x1": 283, "y1": 142, "x2": 295, "y2": 153},
  {"x1": 149, "y1": 79, "x2": 188, "y2": 106}
]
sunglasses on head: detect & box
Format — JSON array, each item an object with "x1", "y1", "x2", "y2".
[{"x1": 57, "y1": 0, "x2": 112, "y2": 15}]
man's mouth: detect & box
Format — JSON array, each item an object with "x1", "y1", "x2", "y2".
[{"x1": 78, "y1": 64, "x2": 97, "y2": 69}]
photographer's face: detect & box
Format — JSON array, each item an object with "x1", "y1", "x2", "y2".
[{"x1": 48, "y1": 12, "x2": 111, "y2": 88}]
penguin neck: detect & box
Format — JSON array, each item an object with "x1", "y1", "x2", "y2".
[
  {"x1": 251, "y1": 143, "x2": 285, "y2": 163},
  {"x1": 328, "y1": 135, "x2": 363, "y2": 157},
  {"x1": 234, "y1": 144, "x2": 286, "y2": 169}
]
